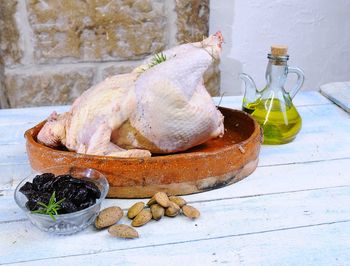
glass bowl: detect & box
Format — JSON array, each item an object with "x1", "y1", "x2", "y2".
[{"x1": 14, "y1": 166, "x2": 109, "y2": 235}]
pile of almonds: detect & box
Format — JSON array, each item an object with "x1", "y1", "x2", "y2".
[
  {"x1": 129, "y1": 192, "x2": 200, "y2": 226},
  {"x1": 94, "y1": 192, "x2": 200, "y2": 239}
]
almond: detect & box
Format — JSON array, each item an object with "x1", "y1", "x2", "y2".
[
  {"x1": 127, "y1": 202, "x2": 145, "y2": 219},
  {"x1": 169, "y1": 196, "x2": 187, "y2": 207},
  {"x1": 146, "y1": 196, "x2": 157, "y2": 206},
  {"x1": 108, "y1": 224, "x2": 139, "y2": 239},
  {"x1": 132, "y1": 209, "x2": 152, "y2": 227},
  {"x1": 150, "y1": 204, "x2": 164, "y2": 221},
  {"x1": 154, "y1": 192, "x2": 170, "y2": 208},
  {"x1": 182, "y1": 205, "x2": 200, "y2": 219},
  {"x1": 95, "y1": 206, "x2": 123, "y2": 229},
  {"x1": 165, "y1": 201, "x2": 180, "y2": 217}
]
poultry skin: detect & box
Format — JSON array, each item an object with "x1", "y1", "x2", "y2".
[{"x1": 37, "y1": 32, "x2": 225, "y2": 158}]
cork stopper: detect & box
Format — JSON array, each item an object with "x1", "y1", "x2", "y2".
[{"x1": 271, "y1": 45, "x2": 288, "y2": 56}]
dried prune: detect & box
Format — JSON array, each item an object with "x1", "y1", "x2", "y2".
[
  {"x1": 57, "y1": 186, "x2": 74, "y2": 200},
  {"x1": 68, "y1": 177, "x2": 86, "y2": 185},
  {"x1": 38, "y1": 192, "x2": 51, "y2": 204},
  {"x1": 73, "y1": 187, "x2": 88, "y2": 204},
  {"x1": 52, "y1": 175, "x2": 72, "y2": 188},
  {"x1": 19, "y1": 172, "x2": 101, "y2": 215},
  {"x1": 22, "y1": 191, "x2": 50, "y2": 211},
  {"x1": 31, "y1": 192, "x2": 50, "y2": 205},
  {"x1": 32, "y1": 173, "x2": 55, "y2": 190},
  {"x1": 61, "y1": 201, "x2": 78, "y2": 213},
  {"x1": 42, "y1": 180, "x2": 55, "y2": 192},
  {"x1": 56, "y1": 190, "x2": 67, "y2": 201},
  {"x1": 26, "y1": 200, "x2": 38, "y2": 211},
  {"x1": 19, "y1": 182, "x2": 36, "y2": 198},
  {"x1": 78, "y1": 197, "x2": 96, "y2": 210},
  {"x1": 26, "y1": 191, "x2": 40, "y2": 202},
  {"x1": 85, "y1": 182, "x2": 101, "y2": 198}
]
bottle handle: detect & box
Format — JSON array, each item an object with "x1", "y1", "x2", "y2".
[{"x1": 287, "y1": 66, "x2": 305, "y2": 98}]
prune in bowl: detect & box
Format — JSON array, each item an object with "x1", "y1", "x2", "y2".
[{"x1": 14, "y1": 166, "x2": 108, "y2": 235}]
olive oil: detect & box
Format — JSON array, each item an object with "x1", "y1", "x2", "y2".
[
  {"x1": 240, "y1": 45, "x2": 305, "y2": 144},
  {"x1": 242, "y1": 106, "x2": 255, "y2": 114},
  {"x1": 242, "y1": 97, "x2": 260, "y2": 114},
  {"x1": 249, "y1": 98, "x2": 302, "y2": 144}
]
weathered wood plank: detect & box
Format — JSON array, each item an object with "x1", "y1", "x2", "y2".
[
  {"x1": 0, "y1": 163, "x2": 31, "y2": 190},
  {"x1": 1, "y1": 186, "x2": 350, "y2": 264},
  {"x1": 320, "y1": 81, "x2": 350, "y2": 113},
  {"x1": 2, "y1": 158, "x2": 350, "y2": 223},
  {"x1": 259, "y1": 103, "x2": 350, "y2": 166},
  {"x1": 0, "y1": 144, "x2": 28, "y2": 165},
  {"x1": 0, "y1": 123, "x2": 35, "y2": 145},
  {"x1": 292, "y1": 90, "x2": 333, "y2": 106},
  {"x1": 0, "y1": 106, "x2": 69, "y2": 126},
  {"x1": 11, "y1": 221, "x2": 350, "y2": 266}
]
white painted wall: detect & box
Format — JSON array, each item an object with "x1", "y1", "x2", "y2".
[{"x1": 210, "y1": 0, "x2": 350, "y2": 95}]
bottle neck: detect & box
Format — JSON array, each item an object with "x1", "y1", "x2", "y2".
[{"x1": 265, "y1": 57, "x2": 288, "y2": 91}]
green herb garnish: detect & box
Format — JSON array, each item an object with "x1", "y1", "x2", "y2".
[
  {"x1": 149, "y1": 52, "x2": 167, "y2": 68},
  {"x1": 31, "y1": 191, "x2": 65, "y2": 221}
]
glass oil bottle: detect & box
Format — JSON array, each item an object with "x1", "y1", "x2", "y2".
[{"x1": 240, "y1": 45, "x2": 305, "y2": 144}]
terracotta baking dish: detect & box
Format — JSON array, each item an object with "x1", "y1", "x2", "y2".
[{"x1": 25, "y1": 107, "x2": 262, "y2": 198}]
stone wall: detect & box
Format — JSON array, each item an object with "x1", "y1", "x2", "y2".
[{"x1": 0, "y1": 0, "x2": 219, "y2": 108}]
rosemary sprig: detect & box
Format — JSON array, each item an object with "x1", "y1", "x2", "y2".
[
  {"x1": 148, "y1": 52, "x2": 167, "y2": 68},
  {"x1": 31, "y1": 191, "x2": 65, "y2": 221}
]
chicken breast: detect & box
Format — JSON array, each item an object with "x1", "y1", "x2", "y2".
[{"x1": 37, "y1": 32, "x2": 225, "y2": 157}]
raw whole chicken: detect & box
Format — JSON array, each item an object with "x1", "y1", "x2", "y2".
[{"x1": 37, "y1": 32, "x2": 225, "y2": 158}]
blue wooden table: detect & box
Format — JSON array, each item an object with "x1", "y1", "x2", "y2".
[{"x1": 1, "y1": 91, "x2": 349, "y2": 265}]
